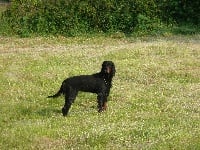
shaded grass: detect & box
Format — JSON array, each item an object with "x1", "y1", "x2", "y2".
[{"x1": 0, "y1": 35, "x2": 200, "y2": 149}]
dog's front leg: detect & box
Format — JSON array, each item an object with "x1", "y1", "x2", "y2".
[
  {"x1": 97, "y1": 93, "x2": 107, "y2": 112},
  {"x1": 102, "y1": 98, "x2": 108, "y2": 111}
]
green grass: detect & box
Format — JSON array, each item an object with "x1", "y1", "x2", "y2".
[{"x1": 0, "y1": 35, "x2": 200, "y2": 149}]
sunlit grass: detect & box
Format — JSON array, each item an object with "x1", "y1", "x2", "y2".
[{"x1": 0, "y1": 35, "x2": 200, "y2": 149}]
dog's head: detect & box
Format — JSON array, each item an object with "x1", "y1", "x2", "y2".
[{"x1": 101, "y1": 61, "x2": 116, "y2": 78}]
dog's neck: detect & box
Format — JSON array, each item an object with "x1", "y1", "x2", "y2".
[
  {"x1": 103, "y1": 78, "x2": 108, "y2": 85},
  {"x1": 102, "y1": 73, "x2": 113, "y2": 86},
  {"x1": 93, "y1": 72, "x2": 113, "y2": 86}
]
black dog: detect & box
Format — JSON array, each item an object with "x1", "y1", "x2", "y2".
[{"x1": 48, "y1": 61, "x2": 115, "y2": 116}]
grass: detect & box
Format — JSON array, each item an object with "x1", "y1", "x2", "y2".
[{"x1": 0, "y1": 35, "x2": 200, "y2": 149}]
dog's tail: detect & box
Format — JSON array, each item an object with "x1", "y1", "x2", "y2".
[{"x1": 47, "y1": 84, "x2": 63, "y2": 98}]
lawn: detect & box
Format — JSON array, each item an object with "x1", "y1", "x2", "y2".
[{"x1": 0, "y1": 35, "x2": 200, "y2": 149}]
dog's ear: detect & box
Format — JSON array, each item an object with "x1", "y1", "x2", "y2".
[
  {"x1": 101, "y1": 61, "x2": 107, "y2": 73},
  {"x1": 111, "y1": 64, "x2": 116, "y2": 76},
  {"x1": 110, "y1": 62, "x2": 116, "y2": 76}
]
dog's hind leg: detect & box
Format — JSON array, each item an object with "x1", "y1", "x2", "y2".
[
  {"x1": 62, "y1": 89, "x2": 78, "y2": 116},
  {"x1": 62, "y1": 97, "x2": 72, "y2": 116}
]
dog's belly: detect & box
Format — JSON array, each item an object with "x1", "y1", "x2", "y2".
[{"x1": 78, "y1": 79, "x2": 103, "y2": 93}]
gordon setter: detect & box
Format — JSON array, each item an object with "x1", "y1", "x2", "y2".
[{"x1": 48, "y1": 61, "x2": 116, "y2": 116}]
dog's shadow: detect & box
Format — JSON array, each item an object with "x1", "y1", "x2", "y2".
[
  {"x1": 77, "y1": 102, "x2": 97, "y2": 109},
  {"x1": 36, "y1": 108, "x2": 61, "y2": 117}
]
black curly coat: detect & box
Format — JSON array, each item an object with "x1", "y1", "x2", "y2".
[{"x1": 47, "y1": 61, "x2": 116, "y2": 116}]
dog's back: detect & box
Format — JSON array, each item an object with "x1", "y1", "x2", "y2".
[{"x1": 63, "y1": 74, "x2": 106, "y2": 93}]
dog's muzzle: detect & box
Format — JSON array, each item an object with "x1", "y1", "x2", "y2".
[{"x1": 105, "y1": 66, "x2": 111, "y2": 74}]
